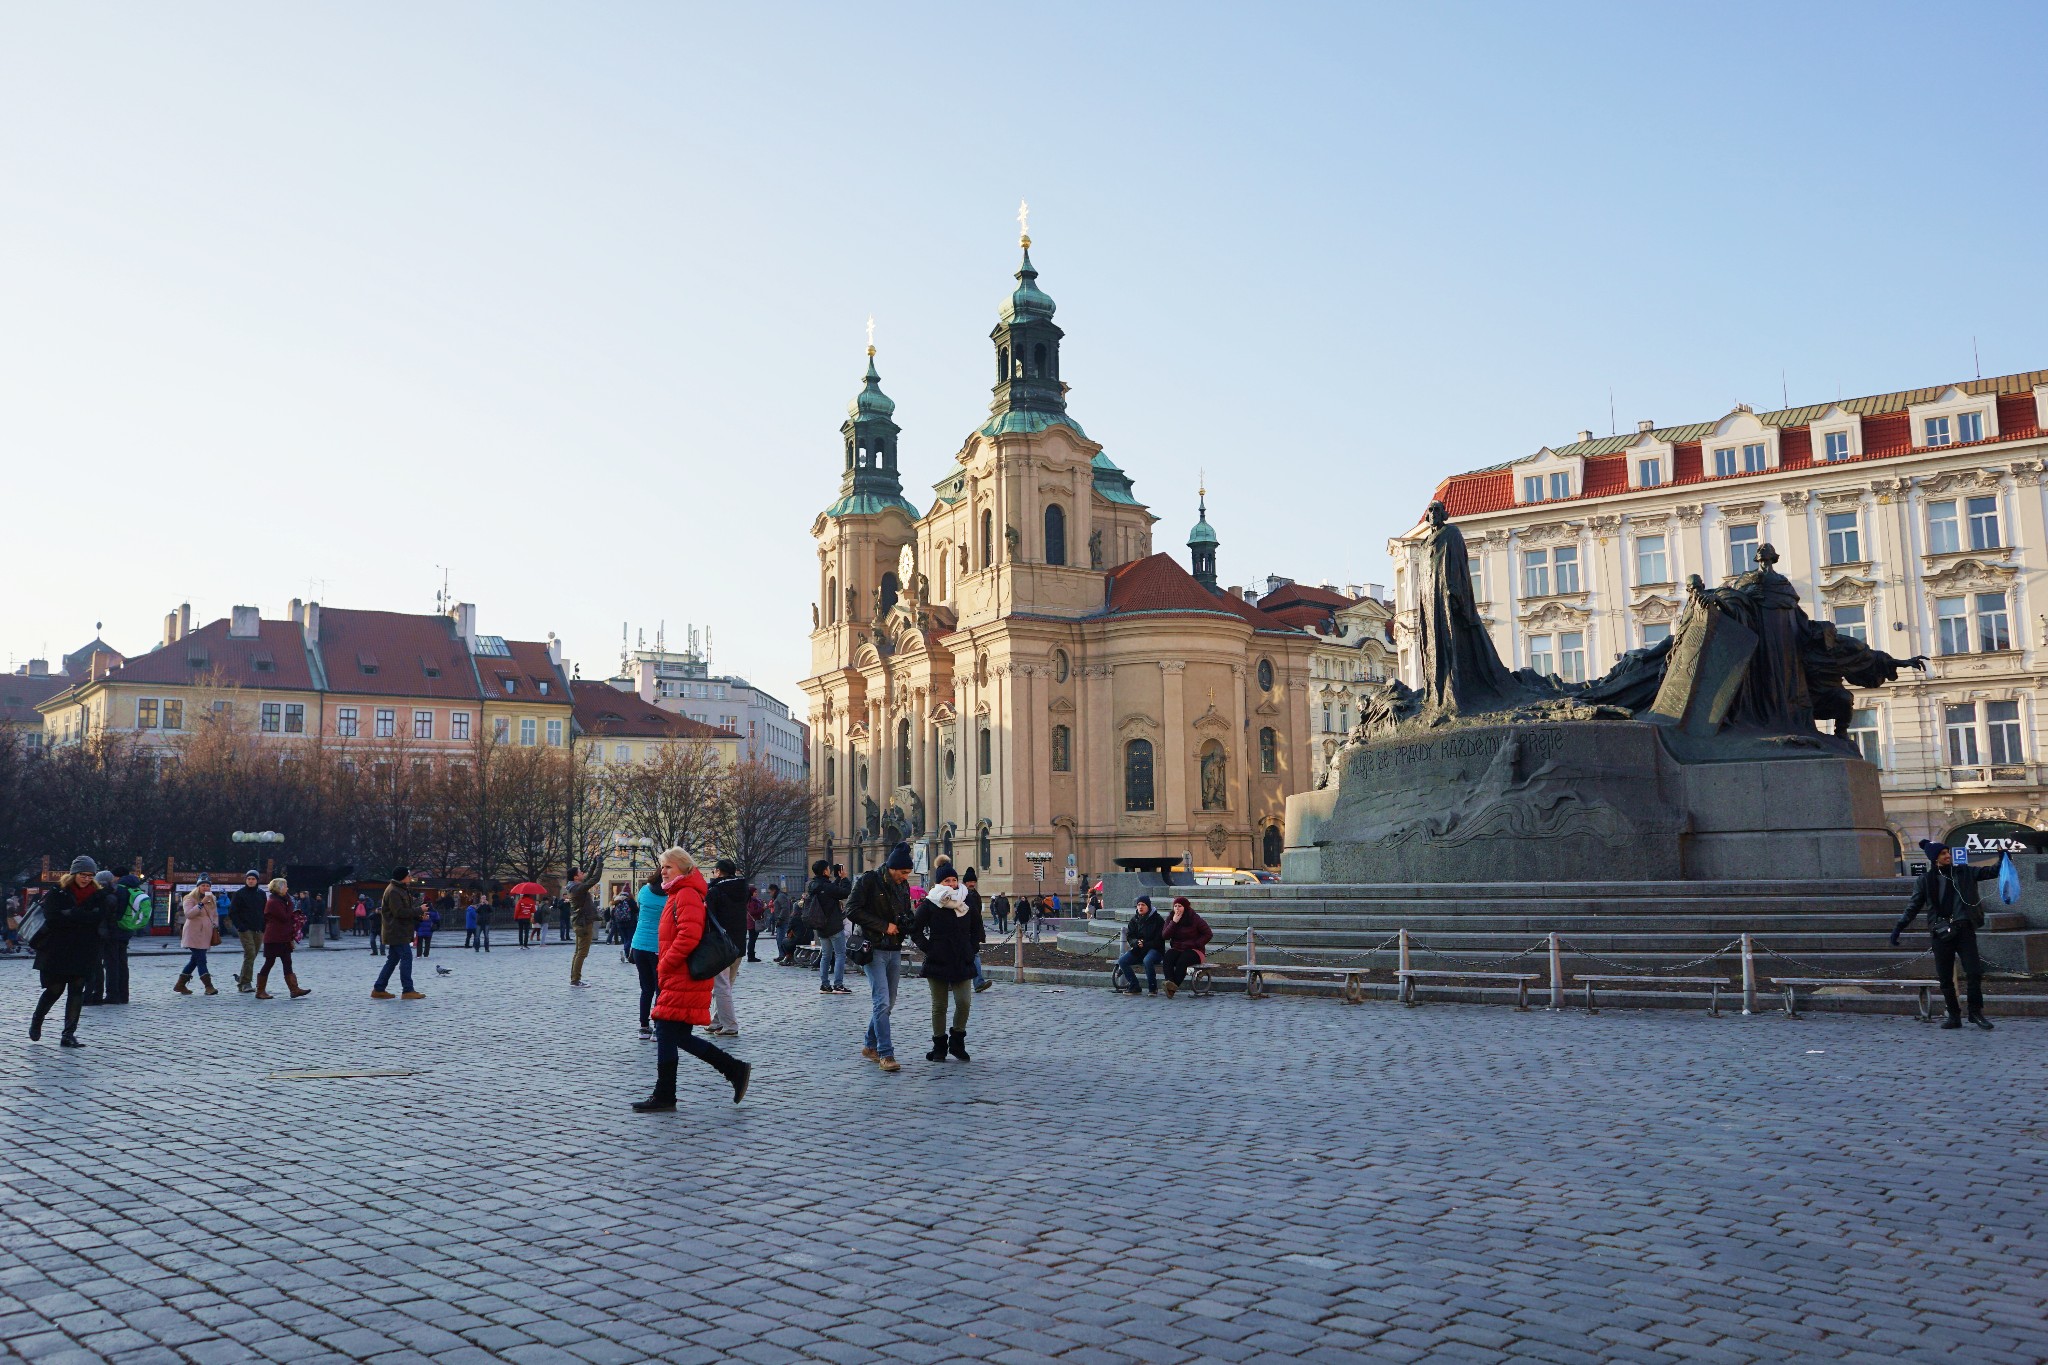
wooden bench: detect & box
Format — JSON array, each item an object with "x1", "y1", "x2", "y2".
[
  {"x1": 1108, "y1": 959, "x2": 1229, "y2": 997},
  {"x1": 1397, "y1": 969, "x2": 1540, "y2": 1010},
  {"x1": 792, "y1": 943, "x2": 821, "y2": 969},
  {"x1": 1767, "y1": 977, "x2": 1940, "y2": 1021},
  {"x1": 1573, "y1": 974, "x2": 1734, "y2": 1017},
  {"x1": 1244, "y1": 964, "x2": 1374, "y2": 1004}
]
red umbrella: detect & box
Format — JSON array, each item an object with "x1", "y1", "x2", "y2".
[{"x1": 508, "y1": 881, "x2": 548, "y2": 897}]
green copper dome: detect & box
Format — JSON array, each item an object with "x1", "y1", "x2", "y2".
[
  {"x1": 850, "y1": 350, "x2": 895, "y2": 419},
  {"x1": 1188, "y1": 496, "x2": 1218, "y2": 548},
  {"x1": 999, "y1": 244, "x2": 1056, "y2": 324}
]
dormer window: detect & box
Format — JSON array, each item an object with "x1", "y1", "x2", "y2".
[
  {"x1": 502, "y1": 678, "x2": 517, "y2": 695},
  {"x1": 1824, "y1": 431, "x2": 1851, "y2": 462},
  {"x1": 1522, "y1": 471, "x2": 1572, "y2": 503},
  {"x1": 1637, "y1": 458, "x2": 1663, "y2": 488},
  {"x1": 421, "y1": 657, "x2": 441, "y2": 678},
  {"x1": 1958, "y1": 411, "x2": 1983, "y2": 443},
  {"x1": 538, "y1": 681, "x2": 550, "y2": 696},
  {"x1": 1925, "y1": 416, "x2": 1952, "y2": 447},
  {"x1": 357, "y1": 652, "x2": 379, "y2": 676}
]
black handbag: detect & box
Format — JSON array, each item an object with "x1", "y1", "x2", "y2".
[
  {"x1": 846, "y1": 929, "x2": 873, "y2": 967},
  {"x1": 683, "y1": 899, "x2": 742, "y2": 981}
]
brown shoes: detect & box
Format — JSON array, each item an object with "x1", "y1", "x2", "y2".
[
  {"x1": 861, "y1": 1046, "x2": 879, "y2": 1061},
  {"x1": 371, "y1": 989, "x2": 396, "y2": 1000},
  {"x1": 401, "y1": 991, "x2": 426, "y2": 1000},
  {"x1": 877, "y1": 1057, "x2": 901, "y2": 1072}
]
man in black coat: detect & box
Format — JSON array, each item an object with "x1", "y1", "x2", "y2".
[
  {"x1": 32, "y1": 857, "x2": 118, "y2": 1047},
  {"x1": 227, "y1": 870, "x2": 267, "y2": 993},
  {"x1": 846, "y1": 843, "x2": 915, "y2": 1071},
  {"x1": 1115, "y1": 895, "x2": 1167, "y2": 995},
  {"x1": 802, "y1": 859, "x2": 850, "y2": 988},
  {"x1": 703, "y1": 859, "x2": 750, "y2": 1036},
  {"x1": 1894, "y1": 840, "x2": 2000, "y2": 1029}
]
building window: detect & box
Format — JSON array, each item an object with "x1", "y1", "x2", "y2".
[
  {"x1": 1523, "y1": 475, "x2": 1543, "y2": 503},
  {"x1": 1522, "y1": 550, "x2": 1549, "y2": 598},
  {"x1": 1638, "y1": 458, "x2": 1662, "y2": 488},
  {"x1": 1945, "y1": 703, "x2": 1980, "y2": 767},
  {"x1": 1831, "y1": 605, "x2": 1867, "y2": 643},
  {"x1": 1824, "y1": 430, "x2": 1851, "y2": 462},
  {"x1": 1124, "y1": 739, "x2": 1154, "y2": 812},
  {"x1": 161, "y1": 700, "x2": 183, "y2": 731},
  {"x1": 1987, "y1": 700, "x2": 2024, "y2": 765},
  {"x1": 1053, "y1": 649, "x2": 1069, "y2": 683},
  {"x1": 1849, "y1": 708, "x2": 1881, "y2": 766},
  {"x1": 1968, "y1": 495, "x2": 2000, "y2": 550},
  {"x1": 826, "y1": 577, "x2": 838, "y2": 624},
  {"x1": 1925, "y1": 416, "x2": 1952, "y2": 447},
  {"x1": 375, "y1": 708, "x2": 396, "y2": 738},
  {"x1": 1928, "y1": 500, "x2": 1961, "y2": 553},
  {"x1": 1043, "y1": 504, "x2": 1067, "y2": 566},
  {"x1": 981, "y1": 510, "x2": 994, "y2": 568},
  {"x1": 1728, "y1": 524, "x2": 1759, "y2": 576},
  {"x1": 1257, "y1": 658, "x2": 1275, "y2": 691},
  {"x1": 1713, "y1": 447, "x2": 1736, "y2": 477},
  {"x1": 451, "y1": 712, "x2": 470, "y2": 741},
  {"x1": 1050, "y1": 724, "x2": 1072, "y2": 773},
  {"x1": 1528, "y1": 634, "x2": 1554, "y2": 676},
  {"x1": 1959, "y1": 411, "x2": 1984, "y2": 443},
  {"x1": 1642, "y1": 622, "x2": 1672, "y2": 646},
  {"x1": 1935, "y1": 597, "x2": 1971, "y2": 655},
  {"x1": 547, "y1": 719, "x2": 564, "y2": 746},
  {"x1": 284, "y1": 703, "x2": 305, "y2": 734},
  {"x1": 261, "y1": 703, "x2": 282, "y2": 733},
  {"x1": 1825, "y1": 512, "x2": 1861, "y2": 565},
  {"x1": 1558, "y1": 631, "x2": 1586, "y2": 684},
  {"x1": 616, "y1": 743, "x2": 631, "y2": 763},
  {"x1": 1322, "y1": 701, "x2": 1333, "y2": 732},
  {"x1": 1743, "y1": 443, "x2": 1767, "y2": 473},
  {"x1": 414, "y1": 710, "x2": 434, "y2": 740},
  {"x1": 977, "y1": 727, "x2": 991, "y2": 776},
  {"x1": 138, "y1": 698, "x2": 158, "y2": 729},
  {"x1": 520, "y1": 718, "x2": 536, "y2": 746},
  {"x1": 1550, "y1": 472, "x2": 1571, "y2": 500},
  {"x1": 337, "y1": 706, "x2": 358, "y2": 738},
  {"x1": 493, "y1": 716, "x2": 509, "y2": 742},
  {"x1": 898, "y1": 718, "x2": 912, "y2": 785},
  {"x1": 1634, "y1": 535, "x2": 1668, "y2": 585},
  {"x1": 1467, "y1": 553, "x2": 1484, "y2": 600},
  {"x1": 1553, "y1": 546, "x2": 1580, "y2": 594},
  {"x1": 1977, "y1": 592, "x2": 2012, "y2": 652},
  {"x1": 1259, "y1": 726, "x2": 1278, "y2": 774}
]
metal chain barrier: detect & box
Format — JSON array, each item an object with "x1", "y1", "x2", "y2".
[
  {"x1": 1405, "y1": 936, "x2": 1547, "y2": 971},
  {"x1": 1753, "y1": 942, "x2": 1935, "y2": 979},
  {"x1": 1553, "y1": 937, "x2": 1743, "y2": 977}
]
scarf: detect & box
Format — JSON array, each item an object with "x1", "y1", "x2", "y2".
[{"x1": 661, "y1": 871, "x2": 687, "y2": 894}]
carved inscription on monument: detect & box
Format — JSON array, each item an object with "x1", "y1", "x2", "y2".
[{"x1": 1349, "y1": 727, "x2": 1566, "y2": 781}]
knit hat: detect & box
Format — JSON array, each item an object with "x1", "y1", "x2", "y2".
[
  {"x1": 962, "y1": 867, "x2": 977, "y2": 883},
  {"x1": 1135, "y1": 894, "x2": 1153, "y2": 909},
  {"x1": 69, "y1": 855, "x2": 97, "y2": 877},
  {"x1": 1919, "y1": 839, "x2": 1947, "y2": 862},
  {"x1": 244, "y1": 869, "x2": 260, "y2": 880},
  {"x1": 886, "y1": 842, "x2": 915, "y2": 871},
  {"x1": 95, "y1": 870, "x2": 117, "y2": 889},
  {"x1": 391, "y1": 866, "x2": 410, "y2": 881}
]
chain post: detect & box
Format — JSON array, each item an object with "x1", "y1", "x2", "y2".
[
  {"x1": 1014, "y1": 919, "x2": 1025, "y2": 983},
  {"x1": 1398, "y1": 927, "x2": 1409, "y2": 975},
  {"x1": 1548, "y1": 931, "x2": 1563, "y2": 1010},
  {"x1": 1740, "y1": 932, "x2": 1755, "y2": 1015},
  {"x1": 1246, "y1": 923, "x2": 1257, "y2": 969}
]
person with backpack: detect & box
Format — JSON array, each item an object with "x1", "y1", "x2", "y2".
[
  {"x1": 103, "y1": 870, "x2": 150, "y2": 1006},
  {"x1": 634, "y1": 846, "x2": 750, "y2": 1110},
  {"x1": 846, "y1": 843, "x2": 915, "y2": 1072},
  {"x1": 1894, "y1": 840, "x2": 2002, "y2": 1030},
  {"x1": 1013, "y1": 896, "x2": 1032, "y2": 944},
  {"x1": 703, "y1": 860, "x2": 749, "y2": 1035},
  {"x1": 804, "y1": 858, "x2": 850, "y2": 993}
]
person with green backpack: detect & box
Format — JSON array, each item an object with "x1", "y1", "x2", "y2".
[{"x1": 102, "y1": 869, "x2": 152, "y2": 1006}]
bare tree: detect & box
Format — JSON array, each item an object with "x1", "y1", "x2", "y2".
[
  {"x1": 493, "y1": 744, "x2": 571, "y2": 885},
  {"x1": 604, "y1": 741, "x2": 728, "y2": 859},
  {"x1": 720, "y1": 761, "x2": 822, "y2": 885}
]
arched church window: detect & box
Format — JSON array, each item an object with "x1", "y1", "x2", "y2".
[
  {"x1": 1044, "y1": 504, "x2": 1067, "y2": 566},
  {"x1": 981, "y1": 511, "x2": 994, "y2": 568},
  {"x1": 1032, "y1": 343, "x2": 1047, "y2": 376},
  {"x1": 827, "y1": 577, "x2": 838, "y2": 624},
  {"x1": 1050, "y1": 724, "x2": 1072, "y2": 773},
  {"x1": 1257, "y1": 658, "x2": 1275, "y2": 692},
  {"x1": 857, "y1": 448, "x2": 868, "y2": 469},
  {"x1": 978, "y1": 727, "x2": 992, "y2": 776},
  {"x1": 1053, "y1": 649, "x2": 1069, "y2": 683},
  {"x1": 998, "y1": 346, "x2": 1009, "y2": 382},
  {"x1": 978, "y1": 821, "x2": 992, "y2": 869},
  {"x1": 880, "y1": 573, "x2": 899, "y2": 613},
  {"x1": 1124, "y1": 739, "x2": 1154, "y2": 812},
  {"x1": 1262, "y1": 824, "x2": 1283, "y2": 868},
  {"x1": 1259, "y1": 727, "x2": 1278, "y2": 774},
  {"x1": 897, "y1": 719, "x2": 911, "y2": 786},
  {"x1": 944, "y1": 747, "x2": 956, "y2": 783}
]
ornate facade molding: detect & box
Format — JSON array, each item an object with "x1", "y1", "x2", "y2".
[
  {"x1": 1869, "y1": 476, "x2": 1909, "y2": 499},
  {"x1": 1158, "y1": 660, "x2": 1187, "y2": 674},
  {"x1": 1520, "y1": 599, "x2": 1593, "y2": 629},
  {"x1": 1818, "y1": 574, "x2": 1878, "y2": 605},
  {"x1": 1675, "y1": 503, "x2": 1705, "y2": 525},
  {"x1": 1816, "y1": 487, "x2": 1865, "y2": 509},
  {"x1": 2008, "y1": 459, "x2": 2047, "y2": 487},
  {"x1": 1482, "y1": 528, "x2": 1513, "y2": 547},
  {"x1": 1779, "y1": 490, "x2": 1811, "y2": 512},
  {"x1": 1924, "y1": 557, "x2": 2019, "y2": 593},
  {"x1": 1631, "y1": 592, "x2": 1682, "y2": 625},
  {"x1": 1918, "y1": 468, "x2": 2003, "y2": 496},
  {"x1": 1519, "y1": 520, "x2": 1584, "y2": 547},
  {"x1": 1718, "y1": 500, "x2": 1766, "y2": 520},
  {"x1": 1116, "y1": 711, "x2": 1161, "y2": 736},
  {"x1": 1587, "y1": 514, "x2": 1622, "y2": 535}
]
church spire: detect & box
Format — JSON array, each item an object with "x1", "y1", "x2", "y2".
[
  {"x1": 1188, "y1": 480, "x2": 1219, "y2": 592},
  {"x1": 987, "y1": 202, "x2": 1069, "y2": 427},
  {"x1": 823, "y1": 322, "x2": 918, "y2": 521}
]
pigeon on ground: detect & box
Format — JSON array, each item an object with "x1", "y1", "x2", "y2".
[{"x1": 435, "y1": 965, "x2": 453, "y2": 976}]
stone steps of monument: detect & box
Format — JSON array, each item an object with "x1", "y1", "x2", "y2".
[
  {"x1": 1190, "y1": 878, "x2": 1915, "y2": 902},
  {"x1": 1056, "y1": 913, "x2": 2028, "y2": 944},
  {"x1": 1176, "y1": 895, "x2": 1913, "y2": 919}
]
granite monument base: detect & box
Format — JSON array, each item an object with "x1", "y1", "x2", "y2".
[{"x1": 1284, "y1": 720, "x2": 1895, "y2": 884}]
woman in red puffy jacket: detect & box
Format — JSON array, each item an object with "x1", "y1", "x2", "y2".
[{"x1": 636, "y1": 848, "x2": 751, "y2": 1110}]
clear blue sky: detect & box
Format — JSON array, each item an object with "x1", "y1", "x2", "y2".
[{"x1": 5, "y1": 3, "x2": 2044, "y2": 704}]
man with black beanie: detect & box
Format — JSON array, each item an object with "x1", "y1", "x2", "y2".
[
  {"x1": 704, "y1": 858, "x2": 749, "y2": 1035},
  {"x1": 1894, "y1": 840, "x2": 2000, "y2": 1030}
]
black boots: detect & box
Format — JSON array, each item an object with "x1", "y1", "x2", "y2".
[
  {"x1": 1970, "y1": 1013, "x2": 1995, "y2": 1031},
  {"x1": 1942, "y1": 1015, "x2": 1962, "y2": 1029},
  {"x1": 947, "y1": 1030, "x2": 971, "y2": 1062},
  {"x1": 634, "y1": 1059, "x2": 678, "y2": 1112},
  {"x1": 723, "y1": 1057, "x2": 752, "y2": 1104},
  {"x1": 927, "y1": 1034, "x2": 948, "y2": 1062}
]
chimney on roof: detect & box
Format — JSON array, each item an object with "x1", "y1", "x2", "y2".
[
  {"x1": 1575, "y1": 429, "x2": 1592, "y2": 444},
  {"x1": 1227, "y1": 585, "x2": 1245, "y2": 601},
  {"x1": 177, "y1": 603, "x2": 191, "y2": 640},
  {"x1": 162, "y1": 611, "x2": 178, "y2": 648},
  {"x1": 1345, "y1": 583, "x2": 1365, "y2": 599},
  {"x1": 452, "y1": 602, "x2": 477, "y2": 653},
  {"x1": 1366, "y1": 583, "x2": 1387, "y2": 602},
  {"x1": 1637, "y1": 419, "x2": 1655, "y2": 433},
  {"x1": 230, "y1": 606, "x2": 260, "y2": 639},
  {"x1": 26, "y1": 658, "x2": 48, "y2": 677},
  {"x1": 546, "y1": 633, "x2": 562, "y2": 666},
  {"x1": 301, "y1": 601, "x2": 320, "y2": 646}
]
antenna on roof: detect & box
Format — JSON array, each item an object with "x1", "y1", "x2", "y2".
[
  {"x1": 433, "y1": 566, "x2": 451, "y2": 615},
  {"x1": 1608, "y1": 387, "x2": 1615, "y2": 437},
  {"x1": 1782, "y1": 370, "x2": 1788, "y2": 409},
  {"x1": 1974, "y1": 336, "x2": 1981, "y2": 380}
]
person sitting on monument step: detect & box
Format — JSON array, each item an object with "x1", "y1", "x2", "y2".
[{"x1": 1893, "y1": 840, "x2": 1998, "y2": 1030}]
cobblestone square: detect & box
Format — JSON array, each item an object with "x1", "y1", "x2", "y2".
[{"x1": 3, "y1": 944, "x2": 2045, "y2": 1363}]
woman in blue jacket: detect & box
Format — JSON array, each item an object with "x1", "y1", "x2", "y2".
[{"x1": 630, "y1": 870, "x2": 667, "y2": 1039}]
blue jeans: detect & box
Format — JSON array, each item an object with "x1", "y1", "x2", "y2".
[
  {"x1": 1116, "y1": 948, "x2": 1162, "y2": 992},
  {"x1": 973, "y1": 953, "x2": 988, "y2": 989},
  {"x1": 181, "y1": 948, "x2": 210, "y2": 976},
  {"x1": 818, "y1": 932, "x2": 846, "y2": 990},
  {"x1": 374, "y1": 943, "x2": 415, "y2": 993},
  {"x1": 863, "y1": 949, "x2": 901, "y2": 1059}
]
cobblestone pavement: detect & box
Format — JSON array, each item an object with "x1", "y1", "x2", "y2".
[{"x1": 2, "y1": 945, "x2": 2045, "y2": 1364}]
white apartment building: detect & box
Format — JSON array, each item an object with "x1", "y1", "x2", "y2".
[
  {"x1": 1393, "y1": 367, "x2": 2048, "y2": 858},
  {"x1": 611, "y1": 631, "x2": 808, "y2": 781}
]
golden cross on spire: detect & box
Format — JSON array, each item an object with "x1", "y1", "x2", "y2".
[
  {"x1": 1018, "y1": 198, "x2": 1031, "y2": 248},
  {"x1": 865, "y1": 314, "x2": 875, "y2": 356}
]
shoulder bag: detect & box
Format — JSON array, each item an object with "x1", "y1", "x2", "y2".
[
  {"x1": 17, "y1": 902, "x2": 47, "y2": 949},
  {"x1": 682, "y1": 896, "x2": 742, "y2": 981}
]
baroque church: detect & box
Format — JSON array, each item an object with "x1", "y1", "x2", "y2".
[{"x1": 800, "y1": 229, "x2": 1321, "y2": 890}]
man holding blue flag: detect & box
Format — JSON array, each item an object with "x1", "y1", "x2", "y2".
[{"x1": 1894, "y1": 841, "x2": 2001, "y2": 1030}]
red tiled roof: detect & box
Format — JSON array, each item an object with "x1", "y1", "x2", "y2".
[
  {"x1": 315, "y1": 609, "x2": 482, "y2": 700},
  {"x1": 1, "y1": 674, "x2": 64, "y2": 727},
  {"x1": 485, "y1": 639, "x2": 570, "y2": 705},
  {"x1": 1258, "y1": 582, "x2": 1356, "y2": 612},
  {"x1": 572, "y1": 681, "x2": 736, "y2": 740},
  {"x1": 1435, "y1": 367, "x2": 2046, "y2": 518},
  {"x1": 1104, "y1": 555, "x2": 1305, "y2": 634},
  {"x1": 100, "y1": 618, "x2": 318, "y2": 691}
]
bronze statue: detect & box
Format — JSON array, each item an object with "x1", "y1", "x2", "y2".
[{"x1": 1412, "y1": 500, "x2": 1545, "y2": 722}]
